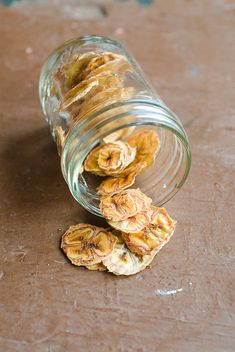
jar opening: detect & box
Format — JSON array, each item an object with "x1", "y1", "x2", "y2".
[{"x1": 61, "y1": 102, "x2": 191, "y2": 216}]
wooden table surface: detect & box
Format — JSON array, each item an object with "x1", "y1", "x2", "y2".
[{"x1": 0, "y1": 1, "x2": 234, "y2": 351}]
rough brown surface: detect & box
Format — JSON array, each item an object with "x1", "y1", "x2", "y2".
[{"x1": 0, "y1": 1, "x2": 234, "y2": 351}]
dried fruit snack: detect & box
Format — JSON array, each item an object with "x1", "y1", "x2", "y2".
[
  {"x1": 102, "y1": 232, "x2": 158, "y2": 276},
  {"x1": 127, "y1": 129, "x2": 160, "y2": 171},
  {"x1": 61, "y1": 223, "x2": 117, "y2": 266},
  {"x1": 121, "y1": 207, "x2": 176, "y2": 255},
  {"x1": 100, "y1": 188, "x2": 152, "y2": 222},
  {"x1": 98, "y1": 162, "x2": 146, "y2": 197},
  {"x1": 84, "y1": 145, "x2": 107, "y2": 176},
  {"x1": 108, "y1": 211, "x2": 151, "y2": 233},
  {"x1": 59, "y1": 72, "x2": 122, "y2": 112},
  {"x1": 61, "y1": 52, "x2": 99, "y2": 90},
  {"x1": 84, "y1": 141, "x2": 136, "y2": 177},
  {"x1": 97, "y1": 141, "x2": 136, "y2": 176}
]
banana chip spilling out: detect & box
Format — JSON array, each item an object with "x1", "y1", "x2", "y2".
[
  {"x1": 100, "y1": 188, "x2": 152, "y2": 222},
  {"x1": 102, "y1": 233, "x2": 158, "y2": 276},
  {"x1": 121, "y1": 207, "x2": 176, "y2": 255},
  {"x1": 61, "y1": 223, "x2": 117, "y2": 266},
  {"x1": 108, "y1": 211, "x2": 151, "y2": 233}
]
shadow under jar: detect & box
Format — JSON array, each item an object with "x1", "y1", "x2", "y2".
[{"x1": 39, "y1": 35, "x2": 191, "y2": 217}]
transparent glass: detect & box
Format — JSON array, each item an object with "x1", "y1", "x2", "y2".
[{"x1": 39, "y1": 35, "x2": 191, "y2": 217}]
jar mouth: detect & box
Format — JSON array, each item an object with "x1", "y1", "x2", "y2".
[{"x1": 61, "y1": 100, "x2": 191, "y2": 217}]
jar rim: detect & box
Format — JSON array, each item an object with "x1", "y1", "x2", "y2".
[{"x1": 61, "y1": 100, "x2": 191, "y2": 216}]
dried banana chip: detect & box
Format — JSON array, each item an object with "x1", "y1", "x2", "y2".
[
  {"x1": 119, "y1": 160, "x2": 147, "y2": 177},
  {"x1": 84, "y1": 145, "x2": 106, "y2": 176},
  {"x1": 61, "y1": 223, "x2": 117, "y2": 266},
  {"x1": 102, "y1": 126, "x2": 136, "y2": 144},
  {"x1": 97, "y1": 141, "x2": 136, "y2": 176},
  {"x1": 122, "y1": 229, "x2": 159, "y2": 255},
  {"x1": 85, "y1": 57, "x2": 131, "y2": 81},
  {"x1": 59, "y1": 72, "x2": 121, "y2": 112},
  {"x1": 102, "y1": 233, "x2": 157, "y2": 276},
  {"x1": 108, "y1": 211, "x2": 150, "y2": 233},
  {"x1": 122, "y1": 206, "x2": 176, "y2": 255},
  {"x1": 98, "y1": 162, "x2": 146, "y2": 197},
  {"x1": 54, "y1": 126, "x2": 67, "y2": 156},
  {"x1": 127, "y1": 128, "x2": 160, "y2": 170},
  {"x1": 79, "y1": 87, "x2": 135, "y2": 120},
  {"x1": 62, "y1": 52, "x2": 99, "y2": 89},
  {"x1": 79, "y1": 52, "x2": 117, "y2": 80},
  {"x1": 100, "y1": 188, "x2": 152, "y2": 222},
  {"x1": 98, "y1": 173, "x2": 135, "y2": 197},
  {"x1": 102, "y1": 130, "x2": 124, "y2": 144},
  {"x1": 149, "y1": 206, "x2": 176, "y2": 241}
]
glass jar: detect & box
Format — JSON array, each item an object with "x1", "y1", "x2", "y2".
[{"x1": 39, "y1": 35, "x2": 191, "y2": 217}]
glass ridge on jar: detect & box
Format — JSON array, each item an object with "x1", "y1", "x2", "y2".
[{"x1": 39, "y1": 35, "x2": 191, "y2": 216}]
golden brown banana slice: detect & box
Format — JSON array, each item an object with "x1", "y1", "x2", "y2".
[
  {"x1": 85, "y1": 263, "x2": 107, "y2": 271},
  {"x1": 108, "y1": 211, "x2": 150, "y2": 233},
  {"x1": 100, "y1": 188, "x2": 152, "y2": 222},
  {"x1": 149, "y1": 206, "x2": 176, "y2": 241},
  {"x1": 122, "y1": 229, "x2": 159, "y2": 255},
  {"x1": 85, "y1": 57, "x2": 131, "y2": 81},
  {"x1": 102, "y1": 234, "x2": 157, "y2": 276},
  {"x1": 97, "y1": 162, "x2": 146, "y2": 197},
  {"x1": 102, "y1": 130, "x2": 124, "y2": 144},
  {"x1": 62, "y1": 52, "x2": 99, "y2": 89},
  {"x1": 79, "y1": 87, "x2": 135, "y2": 119},
  {"x1": 102, "y1": 126, "x2": 135, "y2": 144},
  {"x1": 80, "y1": 52, "x2": 130, "y2": 81},
  {"x1": 121, "y1": 206, "x2": 176, "y2": 255},
  {"x1": 103, "y1": 126, "x2": 136, "y2": 143},
  {"x1": 97, "y1": 141, "x2": 136, "y2": 176},
  {"x1": 59, "y1": 72, "x2": 122, "y2": 112},
  {"x1": 84, "y1": 145, "x2": 106, "y2": 176},
  {"x1": 61, "y1": 223, "x2": 117, "y2": 266},
  {"x1": 98, "y1": 173, "x2": 136, "y2": 197},
  {"x1": 127, "y1": 128, "x2": 160, "y2": 170},
  {"x1": 79, "y1": 52, "x2": 117, "y2": 80}
]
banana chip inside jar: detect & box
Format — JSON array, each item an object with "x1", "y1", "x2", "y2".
[
  {"x1": 103, "y1": 126, "x2": 136, "y2": 144},
  {"x1": 61, "y1": 223, "x2": 117, "y2": 266},
  {"x1": 97, "y1": 141, "x2": 136, "y2": 176},
  {"x1": 97, "y1": 162, "x2": 146, "y2": 197},
  {"x1": 59, "y1": 72, "x2": 122, "y2": 112},
  {"x1": 127, "y1": 128, "x2": 160, "y2": 171},
  {"x1": 84, "y1": 145, "x2": 107, "y2": 176}
]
